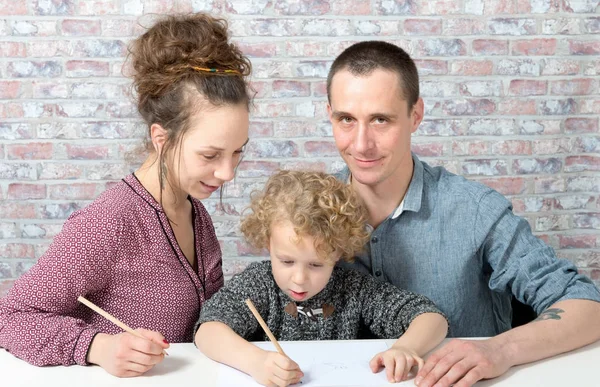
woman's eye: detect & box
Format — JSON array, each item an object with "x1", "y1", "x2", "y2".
[{"x1": 203, "y1": 154, "x2": 218, "y2": 160}]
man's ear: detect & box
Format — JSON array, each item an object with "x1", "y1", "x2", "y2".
[
  {"x1": 410, "y1": 98, "x2": 424, "y2": 134},
  {"x1": 150, "y1": 123, "x2": 168, "y2": 153}
]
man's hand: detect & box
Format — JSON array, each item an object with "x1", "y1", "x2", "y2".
[{"x1": 415, "y1": 338, "x2": 513, "y2": 387}]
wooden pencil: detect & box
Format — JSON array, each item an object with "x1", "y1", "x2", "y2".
[
  {"x1": 245, "y1": 298, "x2": 287, "y2": 357},
  {"x1": 77, "y1": 296, "x2": 169, "y2": 356}
]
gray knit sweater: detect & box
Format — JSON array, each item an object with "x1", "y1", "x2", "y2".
[{"x1": 195, "y1": 261, "x2": 446, "y2": 341}]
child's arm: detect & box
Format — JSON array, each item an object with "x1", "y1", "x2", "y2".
[
  {"x1": 193, "y1": 262, "x2": 303, "y2": 387},
  {"x1": 195, "y1": 322, "x2": 303, "y2": 386},
  {"x1": 352, "y1": 270, "x2": 449, "y2": 383}
]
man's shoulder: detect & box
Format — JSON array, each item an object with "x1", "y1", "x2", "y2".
[{"x1": 421, "y1": 161, "x2": 508, "y2": 207}]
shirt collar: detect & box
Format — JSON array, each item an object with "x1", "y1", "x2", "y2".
[
  {"x1": 340, "y1": 152, "x2": 424, "y2": 219},
  {"x1": 122, "y1": 173, "x2": 165, "y2": 213}
]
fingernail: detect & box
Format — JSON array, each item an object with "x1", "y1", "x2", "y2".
[
  {"x1": 163, "y1": 339, "x2": 169, "y2": 344},
  {"x1": 415, "y1": 376, "x2": 422, "y2": 385}
]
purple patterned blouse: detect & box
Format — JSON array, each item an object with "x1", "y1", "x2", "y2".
[{"x1": 0, "y1": 174, "x2": 223, "y2": 366}]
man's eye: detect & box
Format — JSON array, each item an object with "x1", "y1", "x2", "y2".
[
  {"x1": 341, "y1": 117, "x2": 353, "y2": 123},
  {"x1": 374, "y1": 117, "x2": 387, "y2": 124}
]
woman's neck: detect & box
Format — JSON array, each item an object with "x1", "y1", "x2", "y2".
[{"x1": 135, "y1": 155, "x2": 189, "y2": 215}]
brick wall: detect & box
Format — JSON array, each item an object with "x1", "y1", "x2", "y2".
[{"x1": 0, "y1": 0, "x2": 599, "y2": 296}]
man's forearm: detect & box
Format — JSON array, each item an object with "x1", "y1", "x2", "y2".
[{"x1": 492, "y1": 299, "x2": 600, "y2": 367}]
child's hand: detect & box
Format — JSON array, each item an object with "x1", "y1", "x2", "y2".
[
  {"x1": 369, "y1": 346, "x2": 424, "y2": 383},
  {"x1": 250, "y1": 350, "x2": 304, "y2": 387}
]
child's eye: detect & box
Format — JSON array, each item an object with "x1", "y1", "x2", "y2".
[
  {"x1": 310, "y1": 263, "x2": 323, "y2": 268},
  {"x1": 282, "y1": 260, "x2": 294, "y2": 265}
]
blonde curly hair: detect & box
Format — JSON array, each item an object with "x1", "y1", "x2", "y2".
[{"x1": 240, "y1": 170, "x2": 370, "y2": 263}]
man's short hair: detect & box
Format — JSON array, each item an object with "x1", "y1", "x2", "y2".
[{"x1": 326, "y1": 41, "x2": 420, "y2": 108}]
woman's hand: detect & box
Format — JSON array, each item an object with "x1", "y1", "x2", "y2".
[
  {"x1": 87, "y1": 329, "x2": 170, "y2": 377},
  {"x1": 370, "y1": 346, "x2": 425, "y2": 383},
  {"x1": 249, "y1": 350, "x2": 304, "y2": 387}
]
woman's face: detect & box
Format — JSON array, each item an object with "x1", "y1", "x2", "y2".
[{"x1": 169, "y1": 102, "x2": 249, "y2": 200}]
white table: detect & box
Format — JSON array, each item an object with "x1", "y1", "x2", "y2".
[{"x1": 2, "y1": 339, "x2": 600, "y2": 386}]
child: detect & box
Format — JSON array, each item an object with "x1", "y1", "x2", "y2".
[{"x1": 195, "y1": 170, "x2": 448, "y2": 386}]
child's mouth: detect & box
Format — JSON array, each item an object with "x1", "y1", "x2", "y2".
[{"x1": 290, "y1": 290, "x2": 308, "y2": 301}]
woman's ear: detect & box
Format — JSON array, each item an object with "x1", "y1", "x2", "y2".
[{"x1": 150, "y1": 123, "x2": 168, "y2": 153}]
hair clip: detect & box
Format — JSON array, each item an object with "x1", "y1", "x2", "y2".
[{"x1": 191, "y1": 66, "x2": 241, "y2": 75}]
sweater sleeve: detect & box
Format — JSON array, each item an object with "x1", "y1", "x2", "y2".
[
  {"x1": 195, "y1": 261, "x2": 271, "y2": 340},
  {"x1": 356, "y1": 271, "x2": 447, "y2": 339},
  {"x1": 0, "y1": 206, "x2": 122, "y2": 366}
]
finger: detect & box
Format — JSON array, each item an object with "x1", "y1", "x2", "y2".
[
  {"x1": 453, "y1": 366, "x2": 484, "y2": 387},
  {"x1": 402, "y1": 357, "x2": 414, "y2": 381},
  {"x1": 383, "y1": 354, "x2": 396, "y2": 382},
  {"x1": 123, "y1": 360, "x2": 154, "y2": 375},
  {"x1": 417, "y1": 341, "x2": 455, "y2": 380},
  {"x1": 127, "y1": 334, "x2": 165, "y2": 356},
  {"x1": 135, "y1": 328, "x2": 169, "y2": 348},
  {"x1": 369, "y1": 353, "x2": 383, "y2": 373},
  {"x1": 418, "y1": 351, "x2": 465, "y2": 387},
  {"x1": 435, "y1": 360, "x2": 478, "y2": 387},
  {"x1": 270, "y1": 373, "x2": 293, "y2": 387},
  {"x1": 394, "y1": 356, "x2": 407, "y2": 382},
  {"x1": 128, "y1": 349, "x2": 164, "y2": 366}
]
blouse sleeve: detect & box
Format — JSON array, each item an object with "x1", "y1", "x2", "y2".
[{"x1": 0, "y1": 205, "x2": 123, "y2": 366}]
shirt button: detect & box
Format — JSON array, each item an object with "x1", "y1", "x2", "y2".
[
  {"x1": 371, "y1": 236, "x2": 378, "y2": 243},
  {"x1": 375, "y1": 270, "x2": 382, "y2": 277}
]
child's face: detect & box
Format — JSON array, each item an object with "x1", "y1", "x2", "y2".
[{"x1": 269, "y1": 220, "x2": 336, "y2": 302}]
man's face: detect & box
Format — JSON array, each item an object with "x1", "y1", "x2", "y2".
[{"x1": 328, "y1": 69, "x2": 423, "y2": 189}]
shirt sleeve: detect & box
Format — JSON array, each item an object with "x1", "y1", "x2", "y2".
[
  {"x1": 195, "y1": 262, "x2": 271, "y2": 340},
  {"x1": 475, "y1": 190, "x2": 600, "y2": 314},
  {"x1": 0, "y1": 206, "x2": 123, "y2": 366},
  {"x1": 356, "y1": 271, "x2": 447, "y2": 339}
]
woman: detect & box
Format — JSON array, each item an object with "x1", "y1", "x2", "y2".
[{"x1": 0, "y1": 13, "x2": 251, "y2": 378}]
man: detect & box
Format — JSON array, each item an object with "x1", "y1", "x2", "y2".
[{"x1": 327, "y1": 41, "x2": 600, "y2": 387}]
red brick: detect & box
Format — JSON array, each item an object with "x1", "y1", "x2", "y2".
[
  {"x1": 498, "y1": 99, "x2": 537, "y2": 115},
  {"x1": 512, "y1": 39, "x2": 557, "y2": 55},
  {"x1": 281, "y1": 161, "x2": 328, "y2": 172},
  {"x1": 565, "y1": 118, "x2": 599, "y2": 134},
  {"x1": 480, "y1": 177, "x2": 527, "y2": 195},
  {"x1": 450, "y1": 60, "x2": 493, "y2": 75},
  {"x1": 38, "y1": 162, "x2": 84, "y2": 179},
  {"x1": 0, "y1": 42, "x2": 26, "y2": 57},
  {"x1": 60, "y1": 19, "x2": 101, "y2": 36},
  {"x1": 517, "y1": 0, "x2": 560, "y2": 13},
  {"x1": 443, "y1": 99, "x2": 496, "y2": 116},
  {"x1": 412, "y1": 142, "x2": 444, "y2": 157},
  {"x1": 78, "y1": 0, "x2": 120, "y2": 15},
  {"x1": 491, "y1": 140, "x2": 532, "y2": 155},
  {"x1": 235, "y1": 42, "x2": 280, "y2": 57},
  {"x1": 65, "y1": 144, "x2": 110, "y2": 159},
  {"x1": 453, "y1": 140, "x2": 489, "y2": 156},
  {"x1": 551, "y1": 79, "x2": 596, "y2": 95},
  {"x1": 249, "y1": 121, "x2": 273, "y2": 137},
  {"x1": 272, "y1": 80, "x2": 310, "y2": 98},
  {"x1": 508, "y1": 80, "x2": 547, "y2": 96},
  {"x1": 47, "y1": 183, "x2": 99, "y2": 199},
  {"x1": 404, "y1": 19, "x2": 442, "y2": 35},
  {"x1": 0, "y1": 81, "x2": 23, "y2": 99},
  {"x1": 32, "y1": 82, "x2": 69, "y2": 98},
  {"x1": 7, "y1": 143, "x2": 53, "y2": 159},
  {"x1": 569, "y1": 40, "x2": 600, "y2": 55},
  {"x1": 444, "y1": 19, "x2": 486, "y2": 35},
  {"x1": 472, "y1": 39, "x2": 508, "y2": 55},
  {"x1": 565, "y1": 156, "x2": 600, "y2": 172},
  {"x1": 285, "y1": 41, "x2": 328, "y2": 57},
  {"x1": 304, "y1": 141, "x2": 339, "y2": 157},
  {"x1": 236, "y1": 161, "x2": 280, "y2": 178},
  {"x1": 7, "y1": 183, "x2": 46, "y2": 200},
  {"x1": 101, "y1": 19, "x2": 134, "y2": 36},
  {"x1": 415, "y1": 60, "x2": 448, "y2": 75},
  {"x1": 0, "y1": 0, "x2": 27, "y2": 15},
  {"x1": 331, "y1": 0, "x2": 371, "y2": 14},
  {"x1": 416, "y1": 39, "x2": 467, "y2": 56},
  {"x1": 0, "y1": 203, "x2": 36, "y2": 218}
]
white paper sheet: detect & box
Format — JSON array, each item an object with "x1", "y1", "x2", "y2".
[{"x1": 216, "y1": 340, "x2": 406, "y2": 387}]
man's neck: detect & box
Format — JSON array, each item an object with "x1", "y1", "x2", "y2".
[{"x1": 351, "y1": 159, "x2": 414, "y2": 229}]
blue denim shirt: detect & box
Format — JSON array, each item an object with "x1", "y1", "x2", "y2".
[{"x1": 338, "y1": 154, "x2": 600, "y2": 337}]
